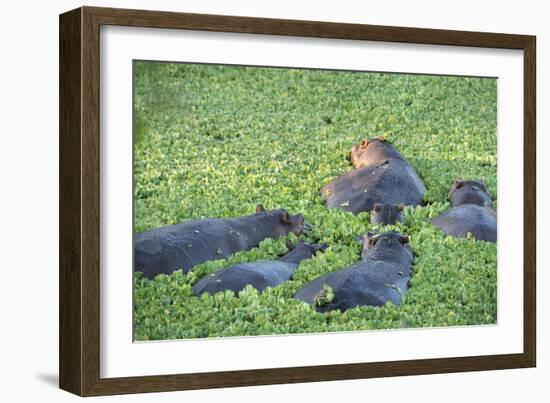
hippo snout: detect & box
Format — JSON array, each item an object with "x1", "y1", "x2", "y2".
[{"x1": 317, "y1": 243, "x2": 329, "y2": 252}]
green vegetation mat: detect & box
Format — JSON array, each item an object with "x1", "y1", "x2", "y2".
[{"x1": 133, "y1": 61, "x2": 497, "y2": 340}]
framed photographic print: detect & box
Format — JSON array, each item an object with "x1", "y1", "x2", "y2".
[{"x1": 59, "y1": 6, "x2": 536, "y2": 396}]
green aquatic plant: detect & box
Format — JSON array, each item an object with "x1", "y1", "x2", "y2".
[{"x1": 133, "y1": 62, "x2": 497, "y2": 340}]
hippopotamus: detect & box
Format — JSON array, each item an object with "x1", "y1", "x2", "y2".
[
  {"x1": 449, "y1": 178, "x2": 493, "y2": 208},
  {"x1": 320, "y1": 138, "x2": 426, "y2": 214},
  {"x1": 294, "y1": 231, "x2": 413, "y2": 312},
  {"x1": 370, "y1": 203, "x2": 404, "y2": 225},
  {"x1": 192, "y1": 241, "x2": 327, "y2": 296},
  {"x1": 432, "y1": 179, "x2": 497, "y2": 242},
  {"x1": 134, "y1": 205, "x2": 309, "y2": 279}
]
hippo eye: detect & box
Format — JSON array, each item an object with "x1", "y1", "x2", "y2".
[
  {"x1": 477, "y1": 180, "x2": 487, "y2": 192},
  {"x1": 471, "y1": 185, "x2": 479, "y2": 191}
]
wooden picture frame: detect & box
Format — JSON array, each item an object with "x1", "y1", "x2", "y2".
[{"x1": 59, "y1": 6, "x2": 536, "y2": 396}]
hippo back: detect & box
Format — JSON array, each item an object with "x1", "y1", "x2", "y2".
[
  {"x1": 135, "y1": 210, "x2": 304, "y2": 279},
  {"x1": 193, "y1": 261, "x2": 296, "y2": 295},
  {"x1": 321, "y1": 159, "x2": 425, "y2": 214},
  {"x1": 432, "y1": 204, "x2": 497, "y2": 242},
  {"x1": 135, "y1": 219, "x2": 244, "y2": 279},
  {"x1": 295, "y1": 259, "x2": 412, "y2": 312}
]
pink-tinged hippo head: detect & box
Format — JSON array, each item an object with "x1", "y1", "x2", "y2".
[{"x1": 349, "y1": 137, "x2": 403, "y2": 168}]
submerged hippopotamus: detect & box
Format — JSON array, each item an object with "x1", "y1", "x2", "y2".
[
  {"x1": 432, "y1": 178, "x2": 497, "y2": 242},
  {"x1": 320, "y1": 138, "x2": 426, "y2": 214},
  {"x1": 193, "y1": 241, "x2": 327, "y2": 296},
  {"x1": 449, "y1": 178, "x2": 493, "y2": 208},
  {"x1": 370, "y1": 203, "x2": 404, "y2": 225},
  {"x1": 134, "y1": 205, "x2": 309, "y2": 279},
  {"x1": 294, "y1": 231, "x2": 413, "y2": 312}
]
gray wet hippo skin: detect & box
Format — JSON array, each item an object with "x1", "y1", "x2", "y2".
[
  {"x1": 432, "y1": 179, "x2": 497, "y2": 242},
  {"x1": 294, "y1": 232, "x2": 413, "y2": 312},
  {"x1": 320, "y1": 138, "x2": 426, "y2": 214},
  {"x1": 193, "y1": 241, "x2": 327, "y2": 296},
  {"x1": 134, "y1": 205, "x2": 308, "y2": 279},
  {"x1": 370, "y1": 203, "x2": 404, "y2": 225},
  {"x1": 449, "y1": 178, "x2": 493, "y2": 208},
  {"x1": 432, "y1": 205, "x2": 497, "y2": 242}
]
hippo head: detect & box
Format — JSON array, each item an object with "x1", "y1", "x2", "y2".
[
  {"x1": 349, "y1": 137, "x2": 403, "y2": 168},
  {"x1": 255, "y1": 205, "x2": 309, "y2": 236},
  {"x1": 286, "y1": 240, "x2": 327, "y2": 253},
  {"x1": 361, "y1": 231, "x2": 412, "y2": 263},
  {"x1": 281, "y1": 241, "x2": 327, "y2": 263},
  {"x1": 370, "y1": 203, "x2": 405, "y2": 225},
  {"x1": 449, "y1": 178, "x2": 493, "y2": 208}
]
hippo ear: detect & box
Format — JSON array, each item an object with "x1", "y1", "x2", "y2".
[
  {"x1": 397, "y1": 203, "x2": 405, "y2": 212},
  {"x1": 373, "y1": 203, "x2": 382, "y2": 212},
  {"x1": 281, "y1": 211, "x2": 292, "y2": 224},
  {"x1": 376, "y1": 136, "x2": 387, "y2": 143},
  {"x1": 399, "y1": 235, "x2": 410, "y2": 244},
  {"x1": 286, "y1": 240, "x2": 295, "y2": 251},
  {"x1": 359, "y1": 139, "x2": 369, "y2": 149},
  {"x1": 453, "y1": 177, "x2": 464, "y2": 189},
  {"x1": 256, "y1": 204, "x2": 266, "y2": 213}
]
